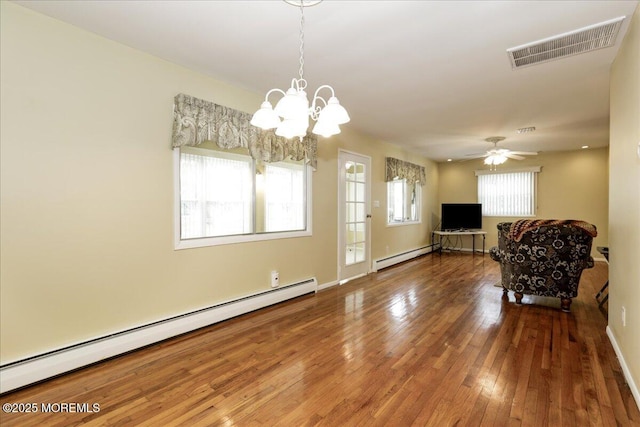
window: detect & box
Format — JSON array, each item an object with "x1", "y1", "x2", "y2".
[
  {"x1": 179, "y1": 150, "x2": 252, "y2": 239},
  {"x1": 263, "y1": 163, "x2": 305, "y2": 233},
  {"x1": 387, "y1": 179, "x2": 421, "y2": 224},
  {"x1": 476, "y1": 167, "x2": 540, "y2": 216},
  {"x1": 175, "y1": 146, "x2": 311, "y2": 249}
]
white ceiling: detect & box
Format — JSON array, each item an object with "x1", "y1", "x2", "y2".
[{"x1": 13, "y1": 0, "x2": 639, "y2": 161}]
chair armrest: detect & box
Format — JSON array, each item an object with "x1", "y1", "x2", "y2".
[{"x1": 489, "y1": 246, "x2": 501, "y2": 262}]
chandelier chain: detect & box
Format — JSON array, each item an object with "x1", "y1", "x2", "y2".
[{"x1": 298, "y1": 2, "x2": 305, "y2": 81}]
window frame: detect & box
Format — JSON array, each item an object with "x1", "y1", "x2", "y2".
[
  {"x1": 386, "y1": 178, "x2": 422, "y2": 227},
  {"x1": 475, "y1": 167, "x2": 540, "y2": 217},
  {"x1": 173, "y1": 147, "x2": 312, "y2": 250}
]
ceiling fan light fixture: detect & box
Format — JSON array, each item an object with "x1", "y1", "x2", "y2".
[
  {"x1": 484, "y1": 154, "x2": 507, "y2": 166},
  {"x1": 474, "y1": 135, "x2": 536, "y2": 168}
]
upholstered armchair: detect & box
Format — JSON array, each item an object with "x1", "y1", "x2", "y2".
[{"x1": 489, "y1": 220, "x2": 597, "y2": 312}]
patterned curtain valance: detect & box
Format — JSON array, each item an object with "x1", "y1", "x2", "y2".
[
  {"x1": 172, "y1": 93, "x2": 318, "y2": 169},
  {"x1": 385, "y1": 157, "x2": 426, "y2": 186}
]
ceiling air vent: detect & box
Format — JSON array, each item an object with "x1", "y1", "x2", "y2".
[{"x1": 507, "y1": 16, "x2": 626, "y2": 69}]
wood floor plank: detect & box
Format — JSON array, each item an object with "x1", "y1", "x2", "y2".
[{"x1": 1, "y1": 253, "x2": 638, "y2": 426}]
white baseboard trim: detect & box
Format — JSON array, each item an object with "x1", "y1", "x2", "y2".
[
  {"x1": 0, "y1": 278, "x2": 317, "y2": 394},
  {"x1": 606, "y1": 326, "x2": 640, "y2": 411},
  {"x1": 373, "y1": 245, "x2": 433, "y2": 272},
  {"x1": 317, "y1": 279, "x2": 340, "y2": 291}
]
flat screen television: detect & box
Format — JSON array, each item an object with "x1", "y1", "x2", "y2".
[{"x1": 441, "y1": 203, "x2": 482, "y2": 231}]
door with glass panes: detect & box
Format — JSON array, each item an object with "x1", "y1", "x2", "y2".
[{"x1": 338, "y1": 151, "x2": 371, "y2": 282}]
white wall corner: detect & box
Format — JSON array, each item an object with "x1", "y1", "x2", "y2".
[{"x1": 606, "y1": 326, "x2": 640, "y2": 412}]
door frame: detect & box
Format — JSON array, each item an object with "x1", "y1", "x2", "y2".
[{"x1": 337, "y1": 149, "x2": 372, "y2": 283}]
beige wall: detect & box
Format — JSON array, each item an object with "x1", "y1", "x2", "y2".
[
  {"x1": 0, "y1": 3, "x2": 436, "y2": 363},
  {"x1": 609, "y1": 4, "x2": 640, "y2": 401},
  {"x1": 437, "y1": 148, "x2": 609, "y2": 256}
]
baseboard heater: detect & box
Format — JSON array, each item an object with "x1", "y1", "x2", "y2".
[
  {"x1": 374, "y1": 245, "x2": 434, "y2": 271},
  {"x1": 0, "y1": 278, "x2": 317, "y2": 394}
]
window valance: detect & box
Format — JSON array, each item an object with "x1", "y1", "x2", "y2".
[
  {"x1": 385, "y1": 157, "x2": 426, "y2": 185},
  {"x1": 172, "y1": 93, "x2": 318, "y2": 169}
]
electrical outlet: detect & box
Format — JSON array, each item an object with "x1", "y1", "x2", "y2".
[
  {"x1": 271, "y1": 270, "x2": 279, "y2": 288},
  {"x1": 622, "y1": 306, "x2": 626, "y2": 327}
]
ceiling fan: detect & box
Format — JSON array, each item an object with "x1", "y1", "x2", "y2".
[{"x1": 466, "y1": 136, "x2": 537, "y2": 166}]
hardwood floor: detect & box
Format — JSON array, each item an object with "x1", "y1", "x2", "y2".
[{"x1": 1, "y1": 253, "x2": 638, "y2": 426}]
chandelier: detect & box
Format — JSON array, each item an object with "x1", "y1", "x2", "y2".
[{"x1": 250, "y1": 0, "x2": 349, "y2": 140}]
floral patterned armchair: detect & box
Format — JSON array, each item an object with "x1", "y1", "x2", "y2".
[{"x1": 489, "y1": 220, "x2": 597, "y2": 312}]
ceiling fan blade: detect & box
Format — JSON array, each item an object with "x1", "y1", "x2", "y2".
[
  {"x1": 505, "y1": 153, "x2": 525, "y2": 160},
  {"x1": 464, "y1": 153, "x2": 488, "y2": 158},
  {"x1": 508, "y1": 151, "x2": 538, "y2": 155}
]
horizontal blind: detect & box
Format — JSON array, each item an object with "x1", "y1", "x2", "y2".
[{"x1": 478, "y1": 171, "x2": 535, "y2": 216}]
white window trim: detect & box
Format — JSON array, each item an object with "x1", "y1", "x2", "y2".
[
  {"x1": 387, "y1": 220, "x2": 423, "y2": 228},
  {"x1": 474, "y1": 166, "x2": 541, "y2": 176},
  {"x1": 173, "y1": 148, "x2": 312, "y2": 250}
]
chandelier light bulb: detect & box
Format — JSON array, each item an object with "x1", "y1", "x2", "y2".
[
  {"x1": 250, "y1": 101, "x2": 281, "y2": 130},
  {"x1": 312, "y1": 119, "x2": 341, "y2": 138},
  {"x1": 276, "y1": 117, "x2": 309, "y2": 139},
  {"x1": 319, "y1": 96, "x2": 350, "y2": 124},
  {"x1": 274, "y1": 86, "x2": 308, "y2": 119}
]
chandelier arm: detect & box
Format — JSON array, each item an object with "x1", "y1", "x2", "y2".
[
  {"x1": 313, "y1": 85, "x2": 336, "y2": 99},
  {"x1": 264, "y1": 88, "x2": 287, "y2": 101},
  {"x1": 309, "y1": 85, "x2": 336, "y2": 119},
  {"x1": 309, "y1": 96, "x2": 327, "y2": 120}
]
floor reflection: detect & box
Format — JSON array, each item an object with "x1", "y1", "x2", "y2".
[{"x1": 389, "y1": 288, "x2": 418, "y2": 320}]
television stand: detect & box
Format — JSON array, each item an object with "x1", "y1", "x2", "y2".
[{"x1": 432, "y1": 230, "x2": 486, "y2": 255}]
